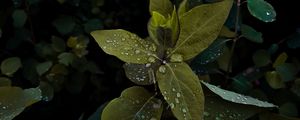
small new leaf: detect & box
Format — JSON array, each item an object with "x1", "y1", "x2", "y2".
[
  {"x1": 91, "y1": 29, "x2": 157, "y2": 64},
  {"x1": 156, "y1": 63, "x2": 204, "y2": 120},
  {"x1": 149, "y1": 0, "x2": 173, "y2": 17},
  {"x1": 172, "y1": 0, "x2": 233, "y2": 60},
  {"x1": 247, "y1": 0, "x2": 276, "y2": 22},
  {"x1": 101, "y1": 86, "x2": 163, "y2": 120}
]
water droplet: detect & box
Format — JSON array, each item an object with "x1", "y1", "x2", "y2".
[
  {"x1": 170, "y1": 54, "x2": 183, "y2": 62},
  {"x1": 266, "y1": 12, "x2": 270, "y2": 15},
  {"x1": 204, "y1": 111, "x2": 210, "y2": 116},
  {"x1": 159, "y1": 66, "x2": 166, "y2": 73},
  {"x1": 170, "y1": 103, "x2": 175, "y2": 109},
  {"x1": 175, "y1": 98, "x2": 180, "y2": 103},
  {"x1": 182, "y1": 108, "x2": 187, "y2": 113},
  {"x1": 145, "y1": 63, "x2": 151, "y2": 67},
  {"x1": 135, "y1": 50, "x2": 141, "y2": 54},
  {"x1": 172, "y1": 88, "x2": 176, "y2": 91},
  {"x1": 176, "y1": 93, "x2": 181, "y2": 97},
  {"x1": 121, "y1": 38, "x2": 125, "y2": 41}
]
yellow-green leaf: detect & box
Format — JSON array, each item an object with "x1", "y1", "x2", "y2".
[
  {"x1": 101, "y1": 86, "x2": 163, "y2": 120},
  {"x1": 149, "y1": 0, "x2": 173, "y2": 17},
  {"x1": 1, "y1": 57, "x2": 22, "y2": 76},
  {"x1": 156, "y1": 63, "x2": 204, "y2": 120},
  {"x1": 171, "y1": 0, "x2": 233, "y2": 60},
  {"x1": 0, "y1": 87, "x2": 41, "y2": 120},
  {"x1": 265, "y1": 71, "x2": 285, "y2": 89},
  {"x1": 178, "y1": 0, "x2": 187, "y2": 17},
  {"x1": 273, "y1": 52, "x2": 288, "y2": 68},
  {"x1": 219, "y1": 26, "x2": 236, "y2": 38},
  {"x1": 91, "y1": 29, "x2": 157, "y2": 64}
]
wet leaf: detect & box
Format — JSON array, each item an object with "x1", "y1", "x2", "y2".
[
  {"x1": 192, "y1": 39, "x2": 227, "y2": 65},
  {"x1": 172, "y1": 0, "x2": 233, "y2": 60},
  {"x1": 58, "y1": 52, "x2": 76, "y2": 66},
  {"x1": 275, "y1": 63, "x2": 298, "y2": 82},
  {"x1": 265, "y1": 71, "x2": 285, "y2": 89},
  {"x1": 12, "y1": 9, "x2": 27, "y2": 28},
  {"x1": 252, "y1": 49, "x2": 271, "y2": 67},
  {"x1": 202, "y1": 82, "x2": 277, "y2": 108},
  {"x1": 241, "y1": 24, "x2": 263, "y2": 43},
  {"x1": 0, "y1": 77, "x2": 11, "y2": 87},
  {"x1": 204, "y1": 95, "x2": 263, "y2": 120},
  {"x1": 247, "y1": 0, "x2": 276, "y2": 22},
  {"x1": 273, "y1": 52, "x2": 288, "y2": 68},
  {"x1": 91, "y1": 29, "x2": 157, "y2": 64},
  {"x1": 52, "y1": 16, "x2": 76, "y2": 35},
  {"x1": 1, "y1": 57, "x2": 22, "y2": 76},
  {"x1": 101, "y1": 86, "x2": 163, "y2": 120},
  {"x1": 156, "y1": 63, "x2": 204, "y2": 120},
  {"x1": 149, "y1": 0, "x2": 173, "y2": 17},
  {"x1": 123, "y1": 63, "x2": 159, "y2": 85},
  {"x1": 51, "y1": 36, "x2": 66, "y2": 52},
  {"x1": 0, "y1": 87, "x2": 41, "y2": 120},
  {"x1": 36, "y1": 61, "x2": 53, "y2": 76}
]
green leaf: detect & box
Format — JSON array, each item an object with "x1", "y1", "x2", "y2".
[
  {"x1": 204, "y1": 95, "x2": 263, "y2": 120},
  {"x1": 58, "y1": 52, "x2": 76, "y2": 66},
  {"x1": 171, "y1": 0, "x2": 233, "y2": 60},
  {"x1": 91, "y1": 29, "x2": 157, "y2": 64},
  {"x1": 35, "y1": 42, "x2": 55, "y2": 58},
  {"x1": 51, "y1": 36, "x2": 66, "y2": 52},
  {"x1": 156, "y1": 63, "x2": 204, "y2": 120},
  {"x1": 36, "y1": 61, "x2": 53, "y2": 76},
  {"x1": 101, "y1": 86, "x2": 163, "y2": 120},
  {"x1": 202, "y1": 82, "x2": 277, "y2": 107},
  {"x1": 84, "y1": 19, "x2": 103, "y2": 34},
  {"x1": 241, "y1": 24, "x2": 263, "y2": 43},
  {"x1": 12, "y1": 9, "x2": 27, "y2": 28},
  {"x1": 0, "y1": 87, "x2": 41, "y2": 120},
  {"x1": 192, "y1": 39, "x2": 228, "y2": 65},
  {"x1": 279, "y1": 102, "x2": 298, "y2": 117},
  {"x1": 252, "y1": 49, "x2": 271, "y2": 67},
  {"x1": 1, "y1": 57, "x2": 22, "y2": 76},
  {"x1": 0, "y1": 77, "x2": 11, "y2": 87},
  {"x1": 275, "y1": 63, "x2": 298, "y2": 82},
  {"x1": 178, "y1": 0, "x2": 187, "y2": 17},
  {"x1": 123, "y1": 62, "x2": 159, "y2": 85},
  {"x1": 286, "y1": 32, "x2": 300, "y2": 49},
  {"x1": 268, "y1": 43, "x2": 279, "y2": 55},
  {"x1": 265, "y1": 71, "x2": 285, "y2": 89},
  {"x1": 219, "y1": 26, "x2": 236, "y2": 38},
  {"x1": 149, "y1": 0, "x2": 173, "y2": 17},
  {"x1": 217, "y1": 45, "x2": 231, "y2": 71},
  {"x1": 52, "y1": 16, "x2": 76, "y2": 35},
  {"x1": 247, "y1": 0, "x2": 276, "y2": 22}
]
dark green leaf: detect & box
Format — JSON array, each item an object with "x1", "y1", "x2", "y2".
[
  {"x1": 36, "y1": 61, "x2": 53, "y2": 76},
  {"x1": 241, "y1": 24, "x2": 263, "y2": 43},
  {"x1": 123, "y1": 63, "x2": 159, "y2": 85},
  {"x1": 51, "y1": 36, "x2": 66, "y2": 52},
  {"x1": 268, "y1": 44, "x2": 279, "y2": 55},
  {"x1": 286, "y1": 32, "x2": 300, "y2": 49},
  {"x1": 84, "y1": 19, "x2": 103, "y2": 34},
  {"x1": 265, "y1": 71, "x2": 285, "y2": 89},
  {"x1": 58, "y1": 52, "x2": 76, "y2": 66},
  {"x1": 279, "y1": 102, "x2": 298, "y2": 117},
  {"x1": 12, "y1": 9, "x2": 27, "y2": 28},
  {"x1": 101, "y1": 86, "x2": 163, "y2": 120},
  {"x1": 247, "y1": 0, "x2": 276, "y2": 22},
  {"x1": 252, "y1": 49, "x2": 271, "y2": 67},
  {"x1": 52, "y1": 16, "x2": 76, "y2": 35},
  {"x1": 275, "y1": 63, "x2": 298, "y2": 82},
  {"x1": 156, "y1": 63, "x2": 204, "y2": 120},
  {"x1": 91, "y1": 29, "x2": 157, "y2": 64},
  {"x1": 1, "y1": 57, "x2": 22, "y2": 76}
]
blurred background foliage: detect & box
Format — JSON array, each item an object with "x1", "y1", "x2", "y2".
[{"x1": 0, "y1": 0, "x2": 300, "y2": 119}]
